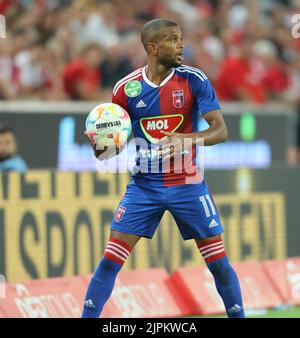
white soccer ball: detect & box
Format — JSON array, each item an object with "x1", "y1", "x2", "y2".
[{"x1": 85, "y1": 103, "x2": 131, "y2": 151}]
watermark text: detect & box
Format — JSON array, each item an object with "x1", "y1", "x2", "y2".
[
  {"x1": 291, "y1": 14, "x2": 300, "y2": 38},
  {"x1": 0, "y1": 14, "x2": 6, "y2": 39}
]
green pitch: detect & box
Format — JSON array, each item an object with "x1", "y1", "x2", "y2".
[
  {"x1": 249, "y1": 307, "x2": 300, "y2": 318},
  {"x1": 195, "y1": 306, "x2": 300, "y2": 318}
]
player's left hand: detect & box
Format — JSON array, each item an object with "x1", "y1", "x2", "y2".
[{"x1": 159, "y1": 131, "x2": 193, "y2": 159}]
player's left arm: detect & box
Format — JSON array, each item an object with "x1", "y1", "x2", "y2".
[
  {"x1": 161, "y1": 109, "x2": 227, "y2": 146},
  {"x1": 193, "y1": 73, "x2": 229, "y2": 145},
  {"x1": 191, "y1": 108, "x2": 228, "y2": 146},
  {"x1": 161, "y1": 74, "x2": 228, "y2": 147},
  {"x1": 191, "y1": 74, "x2": 228, "y2": 145}
]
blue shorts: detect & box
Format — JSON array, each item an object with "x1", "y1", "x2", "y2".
[{"x1": 111, "y1": 179, "x2": 223, "y2": 240}]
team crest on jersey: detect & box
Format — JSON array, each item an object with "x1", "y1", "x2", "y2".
[
  {"x1": 140, "y1": 114, "x2": 184, "y2": 144},
  {"x1": 115, "y1": 205, "x2": 126, "y2": 222},
  {"x1": 172, "y1": 90, "x2": 184, "y2": 108}
]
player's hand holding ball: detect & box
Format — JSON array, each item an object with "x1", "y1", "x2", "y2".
[
  {"x1": 84, "y1": 130, "x2": 109, "y2": 159},
  {"x1": 85, "y1": 103, "x2": 132, "y2": 161},
  {"x1": 159, "y1": 130, "x2": 192, "y2": 159}
]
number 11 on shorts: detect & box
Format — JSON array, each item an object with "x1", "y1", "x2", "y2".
[{"x1": 199, "y1": 194, "x2": 216, "y2": 217}]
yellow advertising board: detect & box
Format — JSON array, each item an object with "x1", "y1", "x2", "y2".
[{"x1": 0, "y1": 171, "x2": 286, "y2": 282}]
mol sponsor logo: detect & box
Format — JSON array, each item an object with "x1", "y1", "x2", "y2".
[
  {"x1": 140, "y1": 114, "x2": 184, "y2": 143},
  {"x1": 146, "y1": 119, "x2": 169, "y2": 131}
]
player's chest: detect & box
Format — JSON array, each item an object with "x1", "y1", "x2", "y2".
[{"x1": 126, "y1": 82, "x2": 194, "y2": 120}]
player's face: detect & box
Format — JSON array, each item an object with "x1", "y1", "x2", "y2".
[{"x1": 156, "y1": 26, "x2": 184, "y2": 68}]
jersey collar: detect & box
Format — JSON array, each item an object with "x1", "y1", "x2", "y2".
[{"x1": 142, "y1": 66, "x2": 175, "y2": 88}]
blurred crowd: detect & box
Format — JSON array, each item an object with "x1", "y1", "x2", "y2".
[
  {"x1": 0, "y1": 0, "x2": 299, "y2": 104},
  {"x1": 1, "y1": 0, "x2": 300, "y2": 167}
]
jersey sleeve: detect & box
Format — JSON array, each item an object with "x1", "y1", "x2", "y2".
[
  {"x1": 192, "y1": 75, "x2": 221, "y2": 115},
  {"x1": 112, "y1": 83, "x2": 127, "y2": 110}
]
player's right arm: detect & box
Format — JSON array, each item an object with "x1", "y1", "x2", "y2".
[
  {"x1": 87, "y1": 68, "x2": 135, "y2": 160},
  {"x1": 86, "y1": 77, "x2": 129, "y2": 160},
  {"x1": 111, "y1": 78, "x2": 127, "y2": 109},
  {"x1": 84, "y1": 131, "x2": 109, "y2": 159}
]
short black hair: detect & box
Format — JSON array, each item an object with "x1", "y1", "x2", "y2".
[
  {"x1": 0, "y1": 126, "x2": 16, "y2": 135},
  {"x1": 141, "y1": 18, "x2": 179, "y2": 52}
]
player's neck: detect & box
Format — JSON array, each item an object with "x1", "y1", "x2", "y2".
[{"x1": 145, "y1": 62, "x2": 173, "y2": 86}]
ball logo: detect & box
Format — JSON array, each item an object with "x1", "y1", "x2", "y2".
[
  {"x1": 124, "y1": 81, "x2": 142, "y2": 97},
  {"x1": 96, "y1": 120, "x2": 121, "y2": 130},
  {"x1": 140, "y1": 114, "x2": 184, "y2": 143}
]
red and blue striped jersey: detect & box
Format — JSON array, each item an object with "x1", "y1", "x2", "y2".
[{"x1": 112, "y1": 65, "x2": 221, "y2": 186}]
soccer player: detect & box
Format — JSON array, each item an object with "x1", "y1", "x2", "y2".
[{"x1": 82, "y1": 18, "x2": 245, "y2": 318}]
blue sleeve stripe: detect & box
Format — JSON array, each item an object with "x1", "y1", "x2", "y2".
[
  {"x1": 179, "y1": 65, "x2": 208, "y2": 80},
  {"x1": 176, "y1": 68, "x2": 205, "y2": 82}
]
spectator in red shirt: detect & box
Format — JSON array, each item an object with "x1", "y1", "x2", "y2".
[
  {"x1": 0, "y1": 0, "x2": 12, "y2": 14},
  {"x1": 63, "y1": 43, "x2": 103, "y2": 100},
  {"x1": 215, "y1": 38, "x2": 267, "y2": 103},
  {"x1": 252, "y1": 39, "x2": 289, "y2": 100}
]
